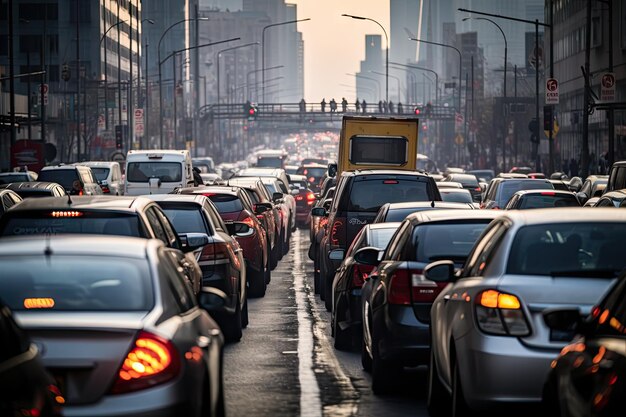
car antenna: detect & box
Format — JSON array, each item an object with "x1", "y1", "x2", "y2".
[
  {"x1": 431, "y1": 200, "x2": 435, "y2": 208},
  {"x1": 67, "y1": 193, "x2": 73, "y2": 205}
]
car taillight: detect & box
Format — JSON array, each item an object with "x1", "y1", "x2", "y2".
[
  {"x1": 475, "y1": 289, "x2": 530, "y2": 336},
  {"x1": 296, "y1": 195, "x2": 304, "y2": 201},
  {"x1": 241, "y1": 216, "x2": 256, "y2": 228},
  {"x1": 474, "y1": 187, "x2": 482, "y2": 192},
  {"x1": 110, "y1": 331, "x2": 180, "y2": 394},
  {"x1": 352, "y1": 265, "x2": 373, "y2": 288},
  {"x1": 330, "y1": 217, "x2": 346, "y2": 247},
  {"x1": 387, "y1": 269, "x2": 445, "y2": 305},
  {"x1": 541, "y1": 192, "x2": 556, "y2": 196},
  {"x1": 388, "y1": 269, "x2": 412, "y2": 305},
  {"x1": 306, "y1": 192, "x2": 315, "y2": 205},
  {"x1": 199, "y1": 242, "x2": 239, "y2": 268}
]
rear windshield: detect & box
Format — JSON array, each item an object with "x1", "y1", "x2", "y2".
[
  {"x1": 256, "y1": 157, "x2": 284, "y2": 168},
  {"x1": 411, "y1": 222, "x2": 491, "y2": 263},
  {"x1": 0, "y1": 212, "x2": 142, "y2": 237},
  {"x1": 451, "y1": 176, "x2": 479, "y2": 187},
  {"x1": 263, "y1": 182, "x2": 278, "y2": 194},
  {"x1": 38, "y1": 170, "x2": 79, "y2": 190},
  {"x1": 518, "y1": 194, "x2": 580, "y2": 209},
  {"x1": 348, "y1": 179, "x2": 431, "y2": 212},
  {"x1": 15, "y1": 190, "x2": 55, "y2": 198},
  {"x1": 507, "y1": 223, "x2": 626, "y2": 276},
  {"x1": 207, "y1": 194, "x2": 243, "y2": 213},
  {"x1": 498, "y1": 181, "x2": 553, "y2": 206},
  {"x1": 90, "y1": 168, "x2": 110, "y2": 182},
  {"x1": 349, "y1": 136, "x2": 408, "y2": 166},
  {"x1": 369, "y1": 228, "x2": 398, "y2": 249},
  {"x1": 0, "y1": 174, "x2": 28, "y2": 184},
  {"x1": 161, "y1": 207, "x2": 209, "y2": 234},
  {"x1": 126, "y1": 162, "x2": 182, "y2": 182},
  {"x1": 0, "y1": 255, "x2": 153, "y2": 311},
  {"x1": 297, "y1": 167, "x2": 326, "y2": 179},
  {"x1": 441, "y1": 190, "x2": 473, "y2": 203}
]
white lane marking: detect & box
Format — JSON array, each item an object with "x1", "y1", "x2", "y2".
[{"x1": 294, "y1": 231, "x2": 323, "y2": 417}]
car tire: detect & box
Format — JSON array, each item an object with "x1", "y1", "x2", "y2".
[
  {"x1": 248, "y1": 265, "x2": 266, "y2": 298},
  {"x1": 452, "y1": 359, "x2": 473, "y2": 417},
  {"x1": 427, "y1": 346, "x2": 450, "y2": 417},
  {"x1": 333, "y1": 296, "x2": 352, "y2": 351},
  {"x1": 223, "y1": 293, "x2": 243, "y2": 343},
  {"x1": 371, "y1": 333, "x2": 399, "y2": 395}
]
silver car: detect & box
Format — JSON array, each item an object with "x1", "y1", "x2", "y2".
[
  {"x1": 426, "y1": 208, "x2": 626, "y2": 416},
  {"x1": 0, "y1": 235, "x2": 225, "y2": 417},
  {"x1": 77, "y1": 161, "x2": 125, "y2": 195}
]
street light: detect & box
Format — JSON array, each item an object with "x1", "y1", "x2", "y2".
[
  {"x1": 389, "y1": 61, "x2": 439, "y2": 105},
  {"x1": 100, "y1": 19, "x2": 128, "y2": 130},
  {"x1": 135, "y1": 18, "x2": 154, "y2": 148},
  {"x1": 347, "y1": 73, "x2": 381, "y2": 102},
  {"x1": 261, "y1": 18, "x2": 310, "y2": 103},
  {"x1": 158, "y1": 17, "x2": 209, "y2": 149},
  {"x1": 217, "y1": 42, "x2": 259, "y2": 106},
  {"x1": 342, "y1": 14, "x2": 389, "y2": 103}
]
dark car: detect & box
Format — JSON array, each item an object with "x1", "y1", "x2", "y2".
[
  {"x1": 330, "y1": 222, "x2": 401, "y2": 350},
  {"x1": 38, "y1": 165, "x2": 103, "y2": 196},
  {"x1": 548, "y1": 179, "x2": 571, "y2": 191},
  {"x1": 442, "y1": 173, "x2": 482, "y2": 202},
  {"x1": 0, "y1": 170, "x2": 38, "y2": 184},
  {"x1": 313, "y1": 170, "x2": 441, "y2": 311},
  {"x1": 0, "y1": 298, "x2": 63, "y2": 417},
  {"x1": 594, "y1": 189, "x2": 626, "y2": 207},
  {"x1": 467, "y1": 169, "x2": 495, "y2": 183},
  {"x1": 296, "y1": 163, "x2": 327, "y2": 193},
  {"x1": 576, "y1": 175, "x2": 609, "y2": 205},
  {"x1": 0, "y1": 181, "x2": 67, "y2": 198},
  {"x1": 0, "y1": 195, "x2": 248, "y2": 342},
  {"x1": 481, "y1": 178, "x2": 555, "y2": 209},
  {"x1": 606, "y1": 160, "x2": 626, "y2": 193},
  {"x1": 0, "y1": 189, "x2": 22, "y2": 216},
  {"x1": 358, "y1": 210, "x2": 501, "y2": 394},
  {"x1": 504, "y1": 189, "x2": 581, "y2": 209},
  {"x1": 542, "y1": 273, "x2": 626, "y2": 417},
  {"x1": 289, "y1": 174, "x2": 316, "y2": 227},
  {"x1": 373, "y1": 201, "x2": 473, "y2": 223}
]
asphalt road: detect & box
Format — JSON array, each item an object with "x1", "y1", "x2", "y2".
[{"x1": 223, "y1": 229, "x2": 427, "y2": 416}]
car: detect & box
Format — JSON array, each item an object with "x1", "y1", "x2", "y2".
[
  {"x1": 436, "y1": 181, "x2": 463, "y2": 189},
  {"x1": 481, "y1": 178, "x2": 555, "y2": 209},
  {"x1": 583, "y1": 197, "x2": 600, "y2": 207},
  {"x1": 38, "y1": 165, "x2": 103, "y2": 196},
  {"x1": 125, "y1": 150, "x2": 196, "y2": 195},
  {"x1": 575, "y1": 175, "x2": 609, "y2": 205},
  {"x1": 542, "y1": 271, "x2": 626, "y2": 417},
  {"x1": 373, "y1": 201, "x2": 474, "y2": 223},
  {"x1": 439, "y1": 188, "x2": 475, "y2": 204},
  {"x1": 330, "y1": 222, "x2": 401, "y2": 350},
  {"x1": 593, "y1": 189, "x2": 626, "y2": 207},
  {"x1": 504, "y1": 189, "x2": 581, "y2": 210},
  {"x1": 467, "y1": 169, "x2": 495, "y2": 183},
  {"x1": 509, "y1": 166, "x2": 533, "y2": 175},
  {"x1": 310, "y1": 185, "x2": 335, "y2": 243},
  {"x1": 444, "y1": 167, "x2": 465, "y2": 175},
  {"x1": 0, "y1": 181, "x2": 67, "y2": 198},
  {"x1": 0, "y1": 170, "x2": 38, "y2": 184},
  {"x1": 441, "y1": 173, "x2": 483, "y2": 202},
  {"x1": 497, "y1": 172, "x2": 528, "y2": 179},
  {"x1": 76, "y1": 161, "x2": 124, "y2": 195},
  {"x1": 527, "y1": 172, "x2": 546, "y2": 179},
  {"x1": 0, "y1": 189, "x2": 22, "y2": 215},
  {"x1": 200, "y1": 172, "x2": 223, "y2": 185},
  {"x1": 427, "y1": 208, "x2": 626, "y2": 415},
  {"x1": 0, "y1": 235, "x2": 226, "y2": 417},
  {"x1": 284, "y1": 164, "x2": 299, "y2": 175},
  {"x1": 192, "y1": 156, "x2": 216, "y2": 173},
  {"x1": 548, "y1": 179, "x2": 571, "y2": 191},
  {"x1": 258, "y1": 177, "x2": 294, "y2": 253},
  {"x1": 606, "y1": 160, "x2": 626, "y2": 193},
  {"x1": 296, "y1": 163, "x2": 327, "y2": 193},
  {"x1": 358, "y1": 210, "x2": 501, "y2": 394},
  {"x1": 0, "y1": 298, "x2": 63, "y2": 417},
  {"x1": 253, "y1": 149, "x2": 288, "y2": 169},
  {"x1": 429, "y1": 173, "x2": 444, "y2": 182},
  {"x1": 550, "y1": 171, "x2": 570, "y2": 180},
  {"x1": 288, "y1": 174, "x2": 316, "y2": 227},
  {"x1": 313, "y1": 169, "x2": 441, "y2": 311}
]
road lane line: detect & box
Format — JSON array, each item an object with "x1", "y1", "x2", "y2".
[{"x1": 294, "y1": 232, "x2": 323, "y2": 417}]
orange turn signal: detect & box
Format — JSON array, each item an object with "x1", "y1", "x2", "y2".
[{"x1": 479, "y1": 290, "x2": 521, "y2": 310}]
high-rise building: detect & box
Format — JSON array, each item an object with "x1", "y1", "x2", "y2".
[
  {"x1": 199, "y1": 0, "x2": 242, "y2": 11},
  {"x1": 390, "y1": 0, "x2": 419, "y2": 64},
  {"x1": 356, "y1": 34, "x2": 383, "y2": 104}
]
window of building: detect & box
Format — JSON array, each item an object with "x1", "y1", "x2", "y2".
[
  {"x1": 69, "y1": 0, "x2": 91, "y2": 23},
  {"x1": 18, "y1": 3, "x2": 58, "y2": 20},
  {"x1": 591, "y1": 15, "x2": 602, "y2": 48}
]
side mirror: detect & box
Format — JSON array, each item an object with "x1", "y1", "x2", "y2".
[
  {"x1": 254, "y1": 204, "x2": 269, "y2": 215},
  {"x1": 179, "y1": 232, "x2": 210, "y2": 252},
  {"x1": 198, "y1": 286, "x2": 228, "y2": 312},
  {"x1": 329, "y1": 248, "x2": 345, "y2": 261},
  {"x1": 226, "y1": 221, "x2": 255, "y2": 237},
  {"x1": 480, "y1": 183, "x2": 487, "y2": 193},
  {"x1": 353, "y1": 246, "x2": 382, "y2": 266},
  {"x1": 424, "y1": 260, "x2": 456, "y2": 282},
  {"x1": 543, "y1": 308, "x2": 582, "y2": 332},
  {"x1": 328, "y1": 163, "x2": 337, "y2": 178},
  {"x1": 272, "y1": 192, "x2": 283, "y2": 203},
  {"x1": 311, "y1": 207, "x2": 327, "y2": 217}
]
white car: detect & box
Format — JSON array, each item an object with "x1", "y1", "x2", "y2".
[{"x1": 76, "y1": 161, "x2": 124, "y2": 195}]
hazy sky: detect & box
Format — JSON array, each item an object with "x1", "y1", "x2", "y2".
[{"x1": 289, "y1": 0, "x2": 390, "y2": 102}]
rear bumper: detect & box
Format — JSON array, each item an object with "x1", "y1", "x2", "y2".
[{"x1": 376, "y1": 304, "x2": 430, "y2": 366}]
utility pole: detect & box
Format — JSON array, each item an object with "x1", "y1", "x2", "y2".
[
  {"x1": 548, "y1": 0, "x2": 555, "y2": 174},
  {"x1": 129, "y1": 0, "x2": 134, "y2": 149},
  {"x1": 194, "y1": 4, "x2": 200, "y2": 156},
  {"x1": 535, "y1": 20, "x2": 540, "y2": 173},
  {"x1": 144, "y1": 38, "x2": 149, "y2": 148},
  {"x1": 8, "y1": 0, "x2": 16, "y2": 147},
  {"x1": 582, "y1": 0, "x2": 592, "y2": 178},
  {"x1": 607, "y1": 0, "x2": 615, "y2": 168}
]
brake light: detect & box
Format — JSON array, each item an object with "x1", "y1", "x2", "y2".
[
  {"x1": 202, "y1": 193, "x2": 217, "y2": 197},
  {"x1": 383, "y1": 180, "x2": 399, "y2": 184},
  {"x1": 199, "y1": 242, "x2": 240, "y2": 268},
  {"x1": 474, "y1": 187, "x2": 482, "y2": 192},
  {"x1": 50, "y1": 211, "x2": 83, "y2": 217},
  {"x1": 388, "y1": 269, "x2": 411, "y2": 305},
  {"x1": 306, "y1": 192, "x2": 316, "y2": 201},
  {"x1": 352, "y1": 265, "x2": 373, "y2": 288},
  {"x1": 296, "y1": 195, "x2": 304, "y2": 201},
  {"x1": 475, "y1": 290, "x2": 530, "y2": 336},
  {"x1": 110, "y1": 331, "x2": 180, "y2": 394},
  {"x1": 541, "y1": 192, "x2": 556, "y2": 196},
  {"x1": 387, "y1": 268, "x2": 449, "y2": 305}
]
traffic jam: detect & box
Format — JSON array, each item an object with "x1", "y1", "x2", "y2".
[{"x1": 1, "y1": 116, "x2": 626, "y2": 417}]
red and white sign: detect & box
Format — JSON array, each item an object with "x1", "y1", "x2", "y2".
[
  {"x1": 545, "y1": 78, "x2": 559, "y2": 104},
  {"x1": 134, "y1": 108, "x2": 144, "y2": 122},
  {"x1": 135, "y1": 122, "x2": 144, "y2": 137},
  {"x1": 39, "y1": 83, "x2": 48, "y2": 105},
  {"x1": 601, "y1": 73, "x2": 616, "y2": 102}
]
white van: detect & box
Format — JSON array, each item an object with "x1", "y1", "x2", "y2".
[{"x1": 124, "y1": 150, "x2": 195, "y2": 195}]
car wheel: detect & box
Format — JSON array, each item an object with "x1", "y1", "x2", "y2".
[
  {"x1": 241, "y1": 294, "x2": 249, "y2": 328},
  {"x1": 452, "y1": 359, "x2": 473, "y2": 417},
  {"x1": 223, "y1": 292, "x2": 242, "y2": 343},
  {"x1": 427, "y1": 346, "x2": 450, "y2": 417},
  {"x1": 371, "y1": 333, "x2": 399, "y2": 395},
  {"x1": 248, "y1": 265, "x2": 266, "y2": 298},
  {"x1": 333, "y1": 295, "x2": 352, "y2": 351}
]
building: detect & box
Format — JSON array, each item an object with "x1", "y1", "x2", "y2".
[{"x1": 355, "y1": 34, "x2": 383, "y2": 105}]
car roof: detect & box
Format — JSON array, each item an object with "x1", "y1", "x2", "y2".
[
  {"x1": 0, "y1": 234, "x2": 161, "y2": 259},
  {"x1": 406, "y1": 209, "x2": 502, "y2": 224},
  {"x1": 439, "y1": 188, "x2": 471, "y2": 193},
  {"x1": 289, "y1": 174, "x2": 307, "y2": 181},
  {"x1": 342, "y1": 169, "x2": 431, "y2": 178},
  {"x1": 76, "y1": 161, "x2": 118, "y2": 167},
  {"x1": 599, "y1": 189, "x2": 626, "y2": 199},
  {"x1": 501, "y1": 208, "x2": 626, "y2": 225},
  {"x1": 0, "y1": 172, "x2": 32, "y2": 176},
  {"x1": 448, "y1": 173, "x2": 478, "y2": 180},
  {"x1": 182, "y1": 185, "x2": 241, "y2": 195},
  {"x1": 41, "y1": 165, "x2": 84, "y2": 171},
  {"x1": 4, "y1": 195, "x2": 152, "y2": 211},
  {"x1": 240, "y1": 168, "x2": 285, "y2": 174},
  {"x1": 144, "y1": 194, "x2": 206, "y2": 205},
  {"x1": 514, "y1": 189, "x2": 575, "y2": 196},
  {"x1": 367, "y1": 221, "x2": 402, "y2": 231},
  {"x1": 387, "y1": 201, "x2": 471, "y2": 210},
  {"x1": 128, "y1": 149, "x2": 189, "y2": 156}
]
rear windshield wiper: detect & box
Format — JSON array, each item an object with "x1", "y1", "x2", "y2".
[{"x1": 549, "y1": 269, "x2": 618, "y2": 278}]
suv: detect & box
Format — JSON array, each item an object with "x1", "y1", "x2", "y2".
[
  {"x1": 38, "y1": 165, "x2": 102, "y2": 196},
  {"x1": 313, "y1": 170, "x2": 441, "y2": 309},
  {"x1": 480, "y1": 178, "x2": 554, "y2": 209},
  {"x1": 76, "y1": 161, "x2": 124, "y2": 195}
]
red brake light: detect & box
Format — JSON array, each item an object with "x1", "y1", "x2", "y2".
[
  {"x1": 202, "y1": 193, "x2": 217, "y2": 197},
  {"x1": 383, "y1": 180, "x2": 399, "y2": 184},
  {"x1": 110, "y1": 331, "x2": 180, "y2": 394},
  {"x1": 388, "y1": 269, "x2": 411, "y2": 305},
  {"x1": 388, "y1": 269, "x2": 446, "y2": 305},
  {"x1": 50, "y1": 211, "x2": 83, "y2": 218},
  {"x1": 101, "y1": 186, "x2": 111, "y2": 193},
  {"x1": 241, "y1": 216, "x2": 255, "y2": 228},
  {"x1": 352, "y1": 265, "x2": 373, "y2": 288},
  {"x1": 474, "y1": 187, "x2": 482, "y2": 192},
  {"x1": 306, "y1": 192, "x2": 316, "y2": 201},
  {"x1": 309, "y1": 177, "x2": 315, "y2": 182},
  {"x1": 541, "y1": 192, "x2": 556, "y2": 196},
  {"x1": 296, "y1": 195, "x2": 304, "y2": 201}
]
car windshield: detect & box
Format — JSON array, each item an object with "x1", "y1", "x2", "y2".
[
  {"x1": 518, "y1": 194, "x2": 580, "y2": 209},
  {"x1": 369, "y1": 228, "x2": 398, "y2": 249},
  {"x1": 412, "y1": 222, "x2": 490, "y2": 263},
  {"x1": 89, "y1": 168, "x2": 110, "y2": 182},
  {"x1": 126, "y1": 162, "x2": 182, "y2": 182},
  {"x1": 0, "y1": 255, "x2": 153, "y2": 311},
  {"x1": 498, "y1": 181, "x2": 553, "y2": 206},
  {"x1": 0, "y1": 174, "x2": 28, "y2": 184},
  {"x1": 451, "y1": 176, "x2": 479, "y2": 187},
  {"x1": 161, "y1": 207, "x2": 209, "y2": 234},
  {"x1": 507, "y1": 223, "x2": 626, "y2": 276},
  {"x1": 38, "y1": 170, "x2": 79, "y2": 190},
  {"x1": 0, "y1": 212, "x2": 142, "y2": 237},
  {"x1": 441, "y1": 190, "x2": 473, "y2": 203},
  {"x1": 207, "y1": 194, "x2": 243, "y2": 213},
  {"x1": 348, "y1": 179, "x2": 431, "y2": 212}
]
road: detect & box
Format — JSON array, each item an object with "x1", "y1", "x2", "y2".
[{"x1": 223, "y1": 229, "x2": 427, "y2": 416}]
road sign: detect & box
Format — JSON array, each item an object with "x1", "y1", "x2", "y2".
[
  {"x1": 601, "y1": 73, "x2": 616, "y2": 102},
  {"x1": 546, "y1": 78, "x2": 559, "y2": 104},
  {"x1": 134, "y1": 123, "x2": 144, "y2": 137},
  {"x1": 455, "y1": 134, "x2": 464, "y2": 145},
  {"x1": 134, "y1": 108, "x2": 144, "y2": 122}
]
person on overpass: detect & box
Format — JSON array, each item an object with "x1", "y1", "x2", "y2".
[{"x1": 320, "y1": 98, "x2": 326, "y2": 112}]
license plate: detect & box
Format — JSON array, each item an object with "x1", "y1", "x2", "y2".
[{"x1": 550, "y1": 329, "x2": 575, "y2": 342}]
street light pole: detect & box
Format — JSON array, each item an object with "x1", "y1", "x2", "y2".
[
  {"x1": 371, "y1": 70, "x2": 400, "y2": 103},
  {"x1": 463, "y1": 16, "x2": 507, "y2": 171},
  {"x1": 262, "y1": 18, "x2": 310, "y2": 103},
  {"x1": 342, "y1": 14, "x2": 388, "y2": 104},
  {"x1": 100, "y1": 20, "x2": 127, "y2": 131},
  {"x1": 390, "y1": 62, "x2": 439, "y2": 105}
]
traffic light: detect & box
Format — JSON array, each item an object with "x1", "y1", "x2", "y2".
[
  {"x1": 414, "y1": 106, "x2": 422, "y2": 116},
  {"x1": 247, "y1": 104, "x2": 258, "y2": 121},
  {"x1": 115, "y1": 125, "x2": 123, "y2": 149},
  {"x1": 543, "y1": 106, "x2": 553, "y2": 131}
]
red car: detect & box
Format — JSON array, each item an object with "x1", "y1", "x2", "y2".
[
  {"x1": 175, "y1": 186, "x2": 269, "y2": 298},
  {"x1": 289, "y1": 174, "x2": 316, "y2": 227}
]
